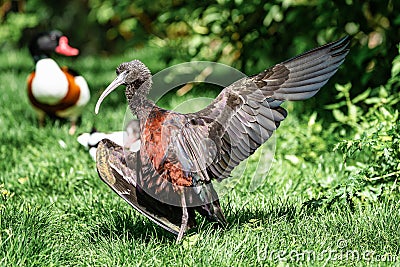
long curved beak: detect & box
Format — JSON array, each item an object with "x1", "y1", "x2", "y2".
[{"x1": 95, "y1": 71, "x2": 128, "y2": 114}]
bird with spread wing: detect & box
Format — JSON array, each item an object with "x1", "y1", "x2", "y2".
[{"x1": 95, "y1": 36, "x2": 350, "y2": 241}]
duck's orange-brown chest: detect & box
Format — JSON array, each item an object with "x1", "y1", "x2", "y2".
[{"x1": 27, "y1": 68, "x2": 81, "y2": 114}]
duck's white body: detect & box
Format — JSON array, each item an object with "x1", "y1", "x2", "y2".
[
  {"x1": 31, "y1": 59, "x2": 69, "y2": 104},
  {"x1": 29, "y1": 58, "x2": 90, "y2": 120}
]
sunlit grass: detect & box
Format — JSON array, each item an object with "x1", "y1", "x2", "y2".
[{"x1": 0, "y1": 47, "x2": 399, "y2": 266}]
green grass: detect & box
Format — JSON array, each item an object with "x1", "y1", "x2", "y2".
[{"x1": 0, "y1": 47, "x2": 399, "y2": 266}]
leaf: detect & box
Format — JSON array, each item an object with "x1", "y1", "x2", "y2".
[
  {"x1": 325, "y1": 101, "x2": 346, "y2": 110},
  {"x1": 391, "y1": 44, "x2": 400, "y2": 76},
  {"x1": 332, "y1": 109, "x2": 347, "y2": 123},
  {"x1": 391, "y1": 60, "x2": 400, "y2": 77},
  {"x1": 379, "y1": 106, "x2": 392, "y2": 119},
  {"x1": 307, "y1": 112, "x2": 317, "y2": 127},
  {"x1": 364, "y1": 97, "x2": 384, "y2": 104},
  {"x1": 284, "y1": 155, "x2": 300, "y2": 165},
  {"x1": 348, "y1": 104, "x2": 358, "y2": 123},
  {"x1": 182, "y1": 234, "x2": 200, "y2": 249},
  {"x1": 335, "y1": 83, "x2": 351, "y2": 93},
  {"x1": 18, "y1": 177, "x2": 29, "y2": 184},
  {"x1": 379, "y1": 85, "x2": 389, "y2": 98},
  {"x1": 352, "y1": 88, "x2": 371, "y2": 103}
]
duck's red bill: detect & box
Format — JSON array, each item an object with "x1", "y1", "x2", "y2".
[{"x1": 55, "y1": 36, "x2": 79, "y2": 56}]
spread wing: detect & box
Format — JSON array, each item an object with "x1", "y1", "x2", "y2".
[
  {"x1": 141, "y1": 37, "x2": 349, "y2": 187},
  {"x1": 96, "y1": 139, "x2": 196, "y2": 235},
  {"x1": 187, "y1": 36, "x2": 351, "y2": 180}
]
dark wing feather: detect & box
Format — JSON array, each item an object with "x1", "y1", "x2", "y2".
[
  {"x1": 96, "y1": 139, "x2": 195, "y2": 235},
  {"x1": 193, "y1": 36, "x2": 350, "y2": 180}
]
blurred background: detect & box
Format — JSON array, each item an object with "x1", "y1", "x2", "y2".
[{"x1": 1, "y1": 0, "x2": 399, "y2": 94}]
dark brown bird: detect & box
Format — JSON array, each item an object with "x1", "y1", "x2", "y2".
[{"x1": 95, "y1": 36, "x2": 350, "y2": 241}]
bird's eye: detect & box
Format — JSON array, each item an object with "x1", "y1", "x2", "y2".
[{"x1": 116, "y1": 67, "x2": 129, "y2": 76}]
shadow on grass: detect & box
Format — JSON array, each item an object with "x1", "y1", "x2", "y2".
[
  {"x1": 87, "y1": 211, "x2": 178, "y2": 244},
  {"x1": 223, "y1": 198, "x2": 299, "y2": 230},
  {"x1": 88, "y1": 197, "x2": 303, "y2": 244}
]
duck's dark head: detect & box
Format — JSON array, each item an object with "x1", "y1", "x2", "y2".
[
  {"x1": 95, "y1": 60, "x2": 151, "y2": 114},
  {"x1": 29, "y1": 30, "x2": 79, "y2": 62}
]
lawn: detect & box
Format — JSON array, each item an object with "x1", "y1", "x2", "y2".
[{"x1": 0, "y1": 47, "x2": 399, "y2": 266}]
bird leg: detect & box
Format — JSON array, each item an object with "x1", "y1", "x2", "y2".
[
  {"x1": 37, "y1": 111, "x2": 45, "y2": 128},
  {"x1": 177, "y1": 191, "x2": 188, "y2": 242},
  {"x1": 69, "y1": 121, "x2": 77, "y2": 135}
]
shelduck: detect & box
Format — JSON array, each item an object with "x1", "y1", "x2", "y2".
[
  {"x1": 27, "y1": 30, "x2": 90, "y2": 134},
  {"x1": 95, "y1": 36, "x2": 350, "y2": 241}
]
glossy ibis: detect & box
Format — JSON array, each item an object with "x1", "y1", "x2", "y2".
[{"x1": 95, "y1": 36, "x2": 350, "y2": 241}]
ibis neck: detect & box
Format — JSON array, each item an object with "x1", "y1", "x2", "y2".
[{"x1": 126, "y1": 79, "x2": 155, "y2": 119}]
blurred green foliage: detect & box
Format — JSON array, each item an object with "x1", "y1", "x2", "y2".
[
  {"x1": 335, "y1": 46, "x2": 399, "y2": 187},
  {"x1": 1, "y1": 0, "x2": 399, "y2": 93},
  {"x1": 304, "y1": 43, "x2": 400, "y2": 208}
]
